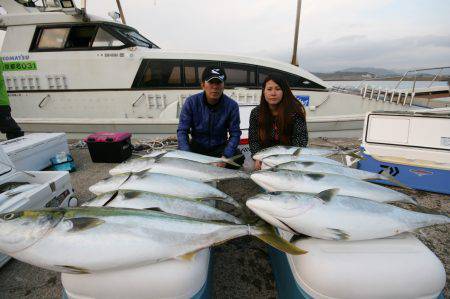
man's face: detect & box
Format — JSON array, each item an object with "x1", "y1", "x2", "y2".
[{"x1": 201, "y1": 79, "x2": 225, "y2": 104}]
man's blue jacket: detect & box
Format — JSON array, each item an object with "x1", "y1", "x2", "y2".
[{"x1": 177, "y1": 92, "x2": 242, "y2": 158}]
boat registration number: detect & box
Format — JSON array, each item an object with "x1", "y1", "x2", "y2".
[{"x1": 3, "y1": 61, "x2": 37, "y2": 71}]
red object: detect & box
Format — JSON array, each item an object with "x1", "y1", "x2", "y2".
[
  {"x1": 84, "y1": 132, "x2": 132, "y2": 163},
  {"x1": 239, "y1": 138, "x2": 249, "y2": 145},
  {"x1": 84, "y1": 132, "x2": 131, "y2": 143}
]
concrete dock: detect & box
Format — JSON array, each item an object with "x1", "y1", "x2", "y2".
[{"x1": 0, "y1": 138, "x2": 448, "y2": 298}]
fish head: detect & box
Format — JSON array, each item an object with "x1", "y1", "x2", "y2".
[
  {"x1": 246, "y1": 193, "x2": 316, "y2": 233},
  {"x1": 250, "y1": 170, "x2": 283, "y2": 191},
  {"x1": 0, "y1": 209, "x2": 64, "y2": 253},
  {"x1": 88, "y1": 174, "x2": 130, "y2": 195}
]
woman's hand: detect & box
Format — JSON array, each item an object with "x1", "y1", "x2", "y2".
[{"x1": 254, "y1": 160, "x2": 262, "y2": 171}]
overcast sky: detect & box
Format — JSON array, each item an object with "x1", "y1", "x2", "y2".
[{"x1": 4, "y1": 0, "x2": 450, "y2": 72}]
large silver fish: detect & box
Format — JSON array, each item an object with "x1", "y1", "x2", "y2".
[
  {"x1": 262, "y1": 154, "x2": 344, "y2": 168},
  {"x1": 84, "y1": 191, "x2": 243, "y2": 224},
  {"x1": 253, "y1": 146, "x2": 339, "y2": 161},
  {"x1": 246, "y1": 189, "x2": 449, "y2": 241},
  {"x1": 272, "y1": 161, "x2": 406, "y2": 187},
  {"x1": 0, "y1": 207, "x2": 306, "y2": 273},
  {"x1": 89, "y1": 173, "x2": 240, "y2": 208},
  {"x1": 109, "y1": 157, "x2": 249, "y2": 181},
  {"x1": 161, "y1": 150, "x2": 241, "y2": 167},
  {"x1": 250, "y1": 170, "x2": 416, "y2": 204}
]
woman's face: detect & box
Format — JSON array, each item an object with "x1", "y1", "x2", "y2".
[{"x1": 264, "y1": 80, "x2": 283, "y2": 107}]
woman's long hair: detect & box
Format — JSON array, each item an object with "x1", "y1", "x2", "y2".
[{"x1": 258, "y1": 73, "x2": 306, "y2": 146}]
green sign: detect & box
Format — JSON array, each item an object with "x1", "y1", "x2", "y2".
[{"x1": 2, "y1": 61, "x2": 37, "y2": 71}]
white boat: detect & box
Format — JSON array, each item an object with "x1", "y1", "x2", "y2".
[{"x1": 0, "y1": 0, "x2": 423, "y2": 139}]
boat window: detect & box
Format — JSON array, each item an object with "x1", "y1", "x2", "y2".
[
  {"x1": 92, "y1": 28, "x2": 125, "y2": 47},
  {"x1": 258, "y1": 67, "x2": 325, "y2": 89},
  {"x1": 65, "y1": 26, "x2": 97, "y2": 48},
  {"x1": 37, "y1": 28, "x2": 70, "y2": 49},
  {"x1": 183, "y1": 61, "x2": 219, "y2": 87},
  {"x1": 111, "y1": 26, "x2": 159, "y2": 49},
  {"x1": 140, "y1": 60, "x2": 182, "y2": 87},
  {"x1": 222, "y1": 62, "x2": 257, "y2": 87}
]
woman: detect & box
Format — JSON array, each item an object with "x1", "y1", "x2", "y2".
[{"x1": 249, "y1": 73, "x2": 308, "y2": 170}]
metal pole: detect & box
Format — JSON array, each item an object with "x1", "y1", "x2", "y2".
[
  {"x1": 116, "y1": 0, "x2": 127, "y2": 25},
  {"x1": 291, "y1": 0, "x2": 302, "y2": 66}
]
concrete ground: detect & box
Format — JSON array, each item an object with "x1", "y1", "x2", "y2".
[{"x1": 0, "y1": 138, "x2": 448, "y2": 299}]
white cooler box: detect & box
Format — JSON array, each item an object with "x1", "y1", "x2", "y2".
[
  {"x1": 0, "y1": 133, "x2": 69, "y2": 171},
  {"x1": 62, "y1": 249, "x2": 212, "y2": 299},
  {"x1": 269, "y1": 231, "x2": 446, "y2": 299},
  {"x1": 0, "y1": 145, "x2": 75, "y2": 267}
]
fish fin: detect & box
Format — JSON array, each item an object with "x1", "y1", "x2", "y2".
[
  {"x1": 305, "y1": 173, "x2": 325, "y2": 180},
  {"x1": 177, "y1": 250, "x2": 199, "y2": 261},
  {"x1": 315, "y1": 188, "x2": 339, "y2": 204},
  {"x1": 144, "y1": 207, "x2": 165, "y2": 213},
  {"x1": 66, "y1": 217, "x2": 105, "y2": 232},
  {"x1": 409, "y1": 204, "x2": 449, "y2": 217},
  {"x1": 122, "y1": 191, "x2": 141, "y2": 200},
  {"x1": 222, "y1": 154, "x2": 243, "y2": 167},
  {"x1": 300, "y1": 162, "x2": 314, "y2": 167},
  {"x1": 54, "y1": 265, "x2": 90, "y2": 274},
  {"x1": 293, "y1": 148, "x2": 302, "y2": 157},
  {"x1": 380, "y1": 169, "x2": 412, "y2": 190},
  {"x1": 327, "y1": 228, "x2": 350, "y2": 240},
  {"x1": 289, "y1": 233, "x2": 311, "y2": 243},
  {"x1": 254, "y1": 224, "x2": 307, "y2": 255},
  {"x1": 339, "y1": 149, "x2": 365, "y2": 160}
]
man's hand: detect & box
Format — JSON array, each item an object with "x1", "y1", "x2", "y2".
[
  {"x1": 214, "y1": 156, "x2": 227, "y2": 168},
  {"x1": 254, "y1": 160, "x2": 262, "y2": 171}
]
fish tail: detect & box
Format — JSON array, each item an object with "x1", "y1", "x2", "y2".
[
  {"x1": 222, "y1": 154, "x2": 243, "y2": 167},
  {"x1": 339, "y1": 149, "x2": 365, "y2": 160},
  {"x1": 223, "y1": 196, "x2": 243, "y2": 209},
  {"x1": 251, "y1": 223, "x2": 307, "y2": 255},
  {"x1": 379, "y1": 169, "x2": 412, "y2": 190}
]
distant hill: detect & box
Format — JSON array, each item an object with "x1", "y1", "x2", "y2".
[{"x1": 339, "y1": 67, "x2": 400, "y2": 77}]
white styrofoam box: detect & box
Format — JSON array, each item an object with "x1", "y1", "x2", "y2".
[
  {"x1": 0, "y1": 146, "x2": 74, "y2": 268},
  {"x1": 362, "y1": 112, "x2": 450, "y2": 165},
  {"x1": 0, "y1": 133, "x2": 69, "y2": 171},
  {"x1": 62, "y1": 249, "x2": 210, "y2": 299},
  {"x1": 283, "y1": 231, "x2": 445, "y2": 299}
]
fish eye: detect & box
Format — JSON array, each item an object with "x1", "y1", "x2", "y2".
[{"x1": 3, "y1": 213, "x2": 17, "y2": 220}]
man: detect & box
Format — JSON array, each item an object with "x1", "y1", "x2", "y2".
[
  {"x1": 0, "y1": 61, "x2": 24, "y2": 140},
  {"x1": 177, "y1": 66, "x2": 244, "y2": 168}
]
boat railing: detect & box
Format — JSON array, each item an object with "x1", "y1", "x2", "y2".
[{"x1": 332, "y1": 66, "x2": 450, "y2": 106}]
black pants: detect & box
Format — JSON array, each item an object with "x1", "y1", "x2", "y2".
[
  {"x1": 0, "y1": 106, "x2": 24, "y2": 140},
  {"x1": 190, "y1": 142, "x2": 245, "y2": 169}
]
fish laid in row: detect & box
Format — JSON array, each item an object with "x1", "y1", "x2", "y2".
[
  {"x1": 253, "y1": 145, "x2": 340, "y2": 161},
  {"x1": 109, "y1": 157, "x2": 249, "y2": 181},
  {"x1": 84, "y1": 190, "x2": 243, "y2": 224},
  {"x1": 0, "y1": 207, "x2": 306, "y2": 274},
  {"x1": 246, "y1": 189, "x2": 449, "y2": 241},
  {"x1": 143, "y1": 149, "x2": 242, "y2": 167},
  {"x1": 272, "y1": 161, "x2": 406, "y2": 187},
  {"x1": 262, "y1": 154, "x2": 344, "y2": 168},
  {"x1": 89, "y1": 173, "x2": 240, "y2": 208},
  {"x1": 251, "y1": 170, "x2": 416, "y2": 204}
]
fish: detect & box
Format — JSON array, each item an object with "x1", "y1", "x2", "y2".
[
  {"x1": 253, "y1": 146, "x2": 339, "y2": 161},
  {"x1": 0, "y1": 207, "x2": 307, "y2": 273},
  {"x1": 250, "y1": 170, "x2": 416, "y2": 204},
  {"x1": 108, "y1": 157, "x2": 157, "y2": 175},
  {"x1": 246, "y1": 189, "x2": 449, "y2": 241},
  {"x1": 262, "y1": 154, "x2": 344, "y2": 168},
  {"x1": 84, "y1": 191, "x2": 243, "y2": 224},
  {"x1": 161, "y1": 150, "x2": 242, "y2": 167},
  {"x1": 0, "y1": 184, "x2": 41, "y2": 207},
  {"x1": 89, "y1": 173, "x2": 241, "y2": 208},
  {"x1": 109, "y1": 157, "x2": 249, "y2": 181},
  {"x1": 273, "y1": 161, "x2": 407, "y2": 187}
]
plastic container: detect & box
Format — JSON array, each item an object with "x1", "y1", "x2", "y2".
[
  {"x1": 84, "y1": 132, "x2": 132, "y2": 163},
  {"x1": 269, "y1": 231, "x2": 446, "y2": 299},
  {"x1": 50, "y1": 152, "x2": 76, "y2": 172}
]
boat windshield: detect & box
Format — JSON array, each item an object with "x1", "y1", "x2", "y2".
[{"x1": 110, "y1": 26, "x2": 159, "y2": 49}]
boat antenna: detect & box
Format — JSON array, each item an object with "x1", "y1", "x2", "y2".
[
  {"x1": 115, "y1": 0, "x2": 126, "y2": 24},
  {"x1": 291, "y1": 0, "x2": 302, "y2": 66}
]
